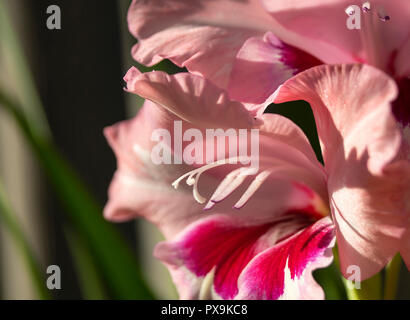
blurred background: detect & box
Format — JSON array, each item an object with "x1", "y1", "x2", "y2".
[
  {"x1": 0, "y1": 0, "x2": 409, "y2": 300},
  {"x1": 0, "y1": 0, "x2": 178, "y2": 300}
]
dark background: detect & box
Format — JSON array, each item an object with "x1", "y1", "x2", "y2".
[{"x1": 21, "y1": 0, "x2": 135, "y2": 299}]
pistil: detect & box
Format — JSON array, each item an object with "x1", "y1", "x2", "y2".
[{"x1": 358, "y1": 2, "x2": 390, "y2": 71}]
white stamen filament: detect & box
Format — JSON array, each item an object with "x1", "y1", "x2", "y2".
[
  {"x1": 345, "y1": 5, "x2": 356, "y2": 16},
  {"x1": 172, "y1": 156, "x2": 258, "y2": 205},
  {"x1": 362, "y1": 2, "x2": 371, "y2": 13},
  {"x1": 204, "y1": 167, "x2": 250, "y2": 210},
  {"x1": 234, "y1": 170, "x2": 271, "y2": 209}
]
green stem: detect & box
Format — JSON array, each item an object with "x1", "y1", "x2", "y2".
[
  {"x1": 314, "y1": 247, "x2": 347, "y2": 300},
  {"x1": 333, "y1": 246, "x2": 382, "y2": 300},
  {"x1": 384, "y1": 254, "x2": 401, "y2": 300},
  {"x1": 343, "y1": 272, "x2": 382, "y2": 300},
  {"x1": 0, "y1": 180, "x2": 51, "y2": 299}
]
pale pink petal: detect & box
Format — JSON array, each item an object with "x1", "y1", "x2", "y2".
[
  {"x1": 331, "y1": 163, "x2": 409, "y2": 279},
  {"x1": 128, "y1": 0, "x2": 275, "y2": 88},
  {"x1": 104, "y1": 100, "x2": 210, "y2": 238},
  {"x1": 228, "y1": 32, "x2": 322, "y2": 104},
  {"x1": 155, "y1": 214, "x2": 332, "y2": 300},
  {"x1": 104, "y1": 70, "x2": 328, "y2": 239},
  {"x1": 273, "y1": 64, "x2": 401, "y2": 179},
  {"x1": 274, "y1": 64, "x2": 408, "y2": 279},
  {"x1": 197, "y1": 112, "x2": 329, "y2": 219},
  {"x1": 124, "y1": 67, "x2": 255, "y2": 127},
  {"x1": 104, "y1": 111, "x2": 327, "y2": 239},
  {"x1": 124, "y1": 68, "x2": 329, "y2": 212},
  {"x1": 237, "y1": 217, "x2": 334, "y2": 300},
  {"x1": 262, "y1": 0, "x2": 410, "y2": 72},
  {"x1": 258, "y1": 113, "x2": 324, "y2": 177},
  {"x1": 104, "y1": 97, "x2": 257, "y2": 239},
  {"x1": 246, "y1": 113, "x2": 328, "y2": 210}
]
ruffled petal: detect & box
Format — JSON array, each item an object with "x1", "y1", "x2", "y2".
[
  {"x1": 104, "y1": 100, "x2": 210, "y2": 238},
  {"x1": 128, "y1": 0, "x2": 275, "y2": 88},
  {"x1": 237, "y1": 217, "x2": 334, "y2": 299},
  {"x1": 104, "y1": 68, "x2": 329, "y2": 241},
  {"x1": 273, "y1": 64, "x2": 409, "y2": 278},
  {"x1": 155, "y1": 214, "x2": 333, "y2": 299},
  {"x1": 228, "y1": 32, "x2": 322, "y2": 104},
  {"x1": 273, "y1": 64, "x2": 401, "y2": 175},
  {"x1": 124, "y1": 67, "x2": 255, "y2": 127},
  {"x1": 262, "y1": 0, "x2": 410, "y2": 72}
]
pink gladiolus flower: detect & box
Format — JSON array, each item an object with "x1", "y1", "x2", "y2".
[
  {"x1": 127, "y1": 0, "x2": 410, "y2": 124},
  {"x1": 104, "y1": 64, "x2": 409, "y2": 299}
]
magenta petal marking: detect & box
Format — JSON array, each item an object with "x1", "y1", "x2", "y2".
[
  {"x1": 228, "y1": 32, "x2": 323, "y2": 104},
  {"x1": 182, "y1": 219, "x2": 274, "y2": 299},
  {"x1": 265, "y1": 33, "x2": 322, "y2": 75},
  {"x1": 238, "y1": 220, "x2": 334, "y2": 300},
  {"x1": 173, "y1": 214, "x2": 320, "y2": 300}
]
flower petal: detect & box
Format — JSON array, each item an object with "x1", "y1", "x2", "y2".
[
  {"x1": 104, "y1": 68, "x2": 328, "y2": 240},
  {"x1": 155, "y1": 214, "x2": 332, "y2": 299},
  {"x1": 228, "y1": 32, "x2": 322, "y2": 104},
  {"x1": 128, "y1": 0, "x2": 275, "y2": 88},
  {"x1": 262, "y1": 0, "x2": 410, "y2": 72},
  {"x1": 125, "y1": 67, "x2": 328, "y2": 209},
  {"x1": 237, "y1": 217, "x2": 334, "y2": 300},
  {"x1": 253, "y1": 113, "x2": 329, "y2": 209},
  {"x1": 104, "y1": 100, "x2": 209, "y2": 238},
  {"x1": 273, "y1": 64, "x2": 409, "y2": 278},
  {"x1": 261, "y1": 0, "x2": 361, "y2": 63},
  {"x1": 124, "y1": 67, "x2": 255, "y2": 127},
  {"x1": 273, "y1": 64, "x2": 401, "y2": 175}
]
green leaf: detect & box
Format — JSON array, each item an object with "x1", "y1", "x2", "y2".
[
  {"x1": 0, "y1": 1, "x2": 51, "y2": 141},
  {"x1": 384, "y1": 254, "x2": 402, "y2": 300},
  {"x1": 135, "y1": 59, "x2": 187, "y2": 74},
  {"x1": 64, "y1": 227, "x2": 108, "y2": 300},
  {"x1": 313, "y1": 261, "x2": 347, "y2": 300},
  {"x1": 0, "y1": 89, "x2": 155, "y2": 299},
  {"x1": 0, "y1": 2, "x2": 155, "y2": 299},
  {"x1": 266, "y1": 100, "x2": 323, "y2": 164},
  {"x1": 343, "y1": 272, "x2": 382, "y2": 300},
  {"x1": 333, "y1": 245, "x2": 382, "y2": 300},
  {"x1": 0, "y1": 179, "x2": 51, "y2": 299}
]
